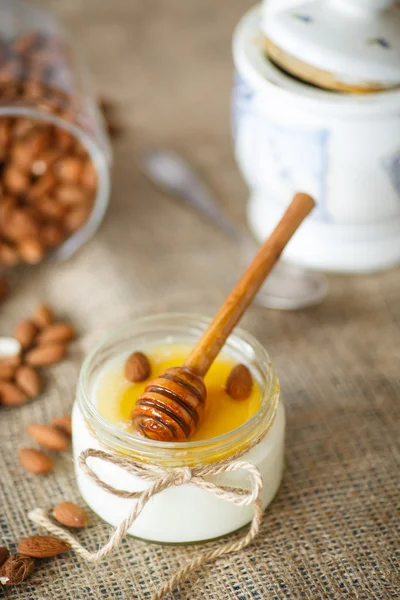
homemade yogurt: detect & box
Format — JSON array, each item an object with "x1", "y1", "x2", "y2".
[{"x1": 72, "y1": 314, "x2": 285, "y2": 543}]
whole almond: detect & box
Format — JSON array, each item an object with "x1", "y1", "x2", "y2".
[
  {"x1": 53, "y1": 502, "x2": 88, "y2": 528},
  {"x1": 18, "y1": 448, "x2": 54, "y2": 475},
  {"x1": 124, "y1": 351, "x2": 151, "y2": 382},
  {"x1": 41, "y1": 224, "x2": 66, "y2": 248},
  {"x1": 18, "y1": 536, "x2": 70, "y2": 558},
  {"x1": 81, "y1": 160, "x2": 97, "y2": 190},
  {"x1": 32, "y1": 303, "x2": 54, "y2": 328},
  {"x1": 0, "y1": 547, "x2": 10, "y2": 568},
  {"x1": 225, "y1": 364, "x2": 253, "y2": 401},
  {"x1": 0, "y1": 277, "x2": 10, "y2": 303},
  {"x1": 55, "y1": 155, "x2": 83, "y2": 183},
  {"x1": 27, "y1": 424, "x2": 69, "y2": 451},
  {"x1": 0, "y1": 354, "x2": 21, "y2": 368},
  {"x1": 0, "y1": 555, "x2": 34, "y2": 585},
  {"x1": 15, "y1": 366, "x2": 41, "y2": 397},
  {"x1": 0, "y1": 242, "x2": 19, "y2": 266},
  {"x1": 25, "y1": 343, "x2": 66, "y2": 366},
  {"x1": 0, "y1": 363, "x2": 16, "y2": 380},
  {"x1": 63, "y1": 206, "x2": 91, "y2": 232},
  {"x1": 6, "y1": 208, "x2": 39, "y2": 240},
  {"x1": 57, "y1": 184, "x2": 88, "y2": 205},
  {"x1": 14, "y1": 320, "x2": 37, "y2": 349},
  {"x1": 18, "y1": 237, "x2": 45, "y2": 264},
  {"x1": 4, "y1": 165, "x2": 30, "y2": 194},
  {"x1": 0, "y1": 381, "x2": 29, "y2": 406},
  {"x1": 51, "y1": 415, "x2": 72, "y2": 437},
  {"x1": 37, "y1": 322, "x2": 75, "y2": 344}
]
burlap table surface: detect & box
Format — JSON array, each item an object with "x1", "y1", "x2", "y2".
[{"x1": 1, "y1": 0, "x2": 400, "y2": 598}]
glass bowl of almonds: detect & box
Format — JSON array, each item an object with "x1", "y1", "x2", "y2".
[{"x1": 0, "y1": 0, "x2": 112, "y2": 269}]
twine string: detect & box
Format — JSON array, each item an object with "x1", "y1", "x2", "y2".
[{"x1": 29, "y1": 444, "x2": 264, "y2": 600}]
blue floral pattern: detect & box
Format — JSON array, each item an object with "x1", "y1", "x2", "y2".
[
  {"x1": 231, "y1": 72, "x2": 254, "y2": 142},
  {"x1": 293, "y1": 13, "x2": 313, "y2": 23},
  {"x1": 367, "y1": 37, "x2": 391, "y2": 49},
  {"x1": 382, "y1": 150, "x2": 400, "y2": 199}
]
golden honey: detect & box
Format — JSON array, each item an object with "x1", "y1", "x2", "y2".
[{"x1": 97, "y1": 344, "x2": 261, "y2": 441}]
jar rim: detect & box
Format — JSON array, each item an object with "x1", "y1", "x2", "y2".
[{"x1": 77, "y1": 313, "x2": 280, "y2": 465}]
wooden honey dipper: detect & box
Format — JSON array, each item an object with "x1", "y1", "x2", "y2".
[{"x1": 132, "y1": 193, "x2": 315, "y2": 442}]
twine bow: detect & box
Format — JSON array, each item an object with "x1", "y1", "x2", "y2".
[{"x1": 29, "y1": 447, "x2": 264, "y2": 600}]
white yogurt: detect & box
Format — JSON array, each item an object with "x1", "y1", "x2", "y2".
[{"x1": 72, "y1": 314, "x2": 285, "y2": 544}]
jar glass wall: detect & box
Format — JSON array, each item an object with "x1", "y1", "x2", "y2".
[{"x1": 73, "y1": 314, "x2": 285, "y2": 544}]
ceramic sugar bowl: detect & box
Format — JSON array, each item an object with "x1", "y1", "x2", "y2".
[{"x1": 232, "y1": 3, "x2": 400, "y2": 273}]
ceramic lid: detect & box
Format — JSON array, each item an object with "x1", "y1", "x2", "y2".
[{"x1": 262, "y1": 0, "x2": 400, "y2": 92}]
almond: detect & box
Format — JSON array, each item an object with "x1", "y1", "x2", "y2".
[
  {"x1": 25, "y1": 342, "x2": 66, "y2": 366},
  {"x1": 57, "y1": 184, "x2": 88, "y2": 205},
  {"x1": 0, "y1": 381, "x2": 29, "y2": 406},
  {"x1": 27, "y1": 424, "x2": 69, "y2": 451},
  {"x1": 32, "y1": 303, "x2": 54, "y2": 328},
  {"x1": 0, "y1": 363, "x2": 16, "y2": 380},
  {"x1": 14, "y1": 320, "x2": 37, "y2": 349},
  {"x1": 51, "y1": 415, "x2": 72, "y2": 437},
  {"x1": 18, "y1": 448, "x2": 54, "y2": 474},
  {"x1": 18, "y1": 536, "x2": 70, "y2": 558},
  {"x1": 55, "y1": 155, "x2": 83, "y2": 183},
  {"x1": 63, "y1": 206, "x2": 91, "y2": 232},
  {"x1": 0, "y1": 354, "x2": 21, "y2": 368},
  {"x1": 0, "y1": 242, "x2": 19, "y2": 266},
  {"x1": 0, "y1": 555, "x2": 34, "y2": 585},
  {"x1": 4, "y1": 165, "x2": 30, "y2": 195},
  {"x1": 37, "y1": 322, "x2": 75, "y2": 344},
  {"x1": 225, "y1": 364, "x2": 253, "y2": 401},
  {"x1": 53, "y1": 502, "x2": 88, "y2": 528},
  {"x1": 18, "y1": 237, "x2": 45, "y2": 264},
  {"x1": 41, "y1": 224, "x2": 66, "y2": 248},
  {"x1": 124, "y1": 351, "x2": 151, "y2": 383},
  {"x1": 0, "y1": 547, "x2": 10, "y2": 568},
  {"x1": 15, "y1": 366, "x2": 41, "y2": 397},
  {"x1": 81, "y1": 159, "x2": 97, "y2": 190}
]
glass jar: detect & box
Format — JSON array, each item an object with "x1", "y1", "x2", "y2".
[
  {"x1": 0, "y1": 0, "x2": 111, "y2": 267},
  {"x1": 72, "y1": 314, "x2": 285, "y2": 544}
]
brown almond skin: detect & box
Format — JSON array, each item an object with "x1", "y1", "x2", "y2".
[
  {"x1": 124, "y1": 351, "x2": 151, "y2": 383},
  {"x1": 32, "y1": 303, "x2": 54, "y2": 328},
  {"x1": 63, "y1": 206, "x2": 91, "y2": 232},
  {"x1": 225, "y1": 364, "x2": 253, "y2": 401},
  {"x1": 57, "y1": 184, "x2": 88, "y2": 205},
  {"x1": 0, "y1": 547, "x2": 10, "y2": 568},
  {"x1": 27, "y1": 424, "x2": 69, "y2": 451},
  {"x1": 18, "y1": 448, "x2": 54, "y2": 475},
  {"x1": 14, "y1": 320, "x2": 38, "y2": 349},
  {"x1": 37, "y1": 322, "x2": 75, "y2": 344},
  {"x1": 53, "y1": 502, "x2": 88, "y2": 528},
  {"x1": 0, "y1": 355, "x2": 22, "y2": 368},
  {"x1": 51, "y1": 415, "x2": 72, "y2": 437},
  {"x1": 0, "y1": 555, "x2": 34, "y2": 585},
  {"x1": 0, "y1": 363, "x2": 16, "y2": 380},
  {"x1": 55, "y1": 155, "x2": 83, "y2": 183},
  {"x1": 0, "y1": 242, "x2": 19, "y2": 266},
  {"x1": 15, "y1": 366, "x2": 41, "y2": 397},
  {"x1": 18, "y1": 536, "x2": 70, "y2": 558},
  {"x1": 41, "y1": 224, "x2": 66, "y2": 248},
  {"x1": 0, "y1": 381, "x2": 29, "y2": 406},
  {"x1": 18, "y1": 237, "x2": 45, "y2": 264},
  {"x1": 25, "y1": 343, "x2": 66, "y2": 366}
]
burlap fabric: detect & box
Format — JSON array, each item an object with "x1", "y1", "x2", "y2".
[{"x1": 1, "y1": 0, "x2": 399, "y2": 598}]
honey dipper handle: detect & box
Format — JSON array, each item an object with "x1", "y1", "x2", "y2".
[{"x1": 184, "y1": 193, "x2": 315, "y2": 376}]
